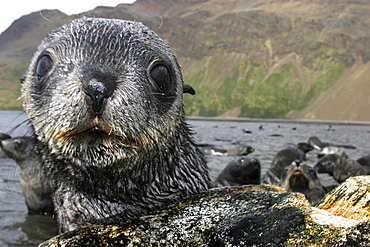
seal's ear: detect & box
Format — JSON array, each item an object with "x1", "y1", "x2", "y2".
[
  {"x1": 183, "y1": 83, "x2": 196, "y2": 95},
  {"x1": 20, "y1": 75, "x2": 26, "y2": 84}
]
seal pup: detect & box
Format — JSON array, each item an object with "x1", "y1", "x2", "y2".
[
  {"x1": 308, "y1": 136, "x2": 327, "y2": 150},
  {"x1": 262, "y1": 143, "x2": 313, "y2": 185},
  {"x1": 308, "y1": 136, "x2": 356, "y2": 150},
  {"x1": 280, "y1": 161, "x2": 326, "y2": 205},
  {"x1": 308, "y1": 136, "x2": 354, "y2": 158},
  {"x1": 0, "y1": 133, "x2": 11, "y2": 141},
  {"x1": 21, "y1": 17, "x2": 211, "y2": 233},
  {"x1": 356, "y1": 154, "x2": 370, "y2": 174},
  {"x1": 215, "y1": 156, "x2": 261, "y2": 186},
  {"x1": 317, "y1": 146, "x2": 347, "y2": 158},
  {"x1": 0, "y1": 133, "x2": 11, "y2": 158},
  {"x1": 1, "y1": 136, "x2": 53, "y2": 214},
  {"x1": 314, "y1": 154, "x2": 365, "y2": 183},
  {"x1": 200, "y1": 144, "x2": 254, "y2": 156}
]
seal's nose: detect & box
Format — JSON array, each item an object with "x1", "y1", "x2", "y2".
[{"x1": 83, "y1": 78, "x2": 116, "y2": 114}]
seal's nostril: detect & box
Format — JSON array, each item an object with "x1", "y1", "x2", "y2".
[{"x1": 83, "y1": 78, "x2": 116, "y2": 113}]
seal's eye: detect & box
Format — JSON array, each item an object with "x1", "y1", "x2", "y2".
[
  {"x1": 36, "y1": 55, "x2": 53, "y2": 83},
  {"x1": 150, "y1": 64, "x2": 170, "y2": 92}
]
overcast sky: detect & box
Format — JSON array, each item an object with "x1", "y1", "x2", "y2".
[{"x1": 0, "y1": 0, "x2": 136, "y2": 35}]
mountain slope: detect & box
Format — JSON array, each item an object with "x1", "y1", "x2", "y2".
[{"x1": 0, "y1": 0, "x2": 370, "y2": 121}]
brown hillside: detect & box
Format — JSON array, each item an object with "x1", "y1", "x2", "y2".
[
  {"x1": 0, "y1": 0, "x2": 370, "y2": 121},
  {"x1": 287, "y1": 55, "x2": 370, "y2": 121},
  {"x1": 0, "y1": 10, "x2": 69, "y2": 65}
]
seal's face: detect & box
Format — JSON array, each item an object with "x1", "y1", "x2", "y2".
[
  {"x1": 280, "y1": 161, "x2": 320, "y2": 192},
  {"x1": 22, "y1": 18, "x2": 187, "y2": 167}
]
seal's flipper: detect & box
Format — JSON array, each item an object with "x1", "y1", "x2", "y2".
[{"x1": 183, "y1": 83, "x2": 196, "y2": 95}]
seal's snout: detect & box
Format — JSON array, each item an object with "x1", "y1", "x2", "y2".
[
  {"x1": 82, "y1": 69, "x2": 118, "y2": 113},
  {"x1": 83, "y1": 79, "x2": 116, "y2": 113}
]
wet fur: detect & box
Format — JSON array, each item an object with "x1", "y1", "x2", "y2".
[
  {"x1": 262, "y1": 145, "x2": 309, "y2": 186},
  {"x1": 280, "y1": 161, "x2": 326, "y2": 205},
  {"x1": 1, "y1": 136, "x2": 53, "y2": 214},
  {"x1": 215, "y1": 156, "x2": 261, "y2": 186},
  {"x1": 314, "y1": 154, "x2": 365, "y2": 183},
  {"x1": 21, "y1": 18, "x2": 211, "y2": 233}
]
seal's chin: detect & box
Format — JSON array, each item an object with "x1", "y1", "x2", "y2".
[{"x1": 289, "y1": 171, "x2": 309, "y2": 190}]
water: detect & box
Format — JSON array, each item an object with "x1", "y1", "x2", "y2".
[
  {"x1": 1, "y1": 111, "x2": 370, "y2": 246},
  {"x1": 0, "y1": 111, "x2": 57, "y2": 247}
]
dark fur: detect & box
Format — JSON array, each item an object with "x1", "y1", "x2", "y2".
[
  {"x1": 280, "y1": 161, "x2": 326, "y2": 205},
  {"x1": 215, "y1": 156, "x2": 261, "y2": 186},
  {"x1": 21, "y1": 18, "x2": 211, "y2": 233},
  {"x1": 262, "y1": 143, "x2": 311, "y2": 185},
  {"x1": 314, "y1": 154, "x2": 365, "y2": 183},
  {"x1": 356, "y1": 154, "x2": 370, "y2": 174},
  {"x1": 1, "y1": 136, "x2": 53, "y2": 214}
]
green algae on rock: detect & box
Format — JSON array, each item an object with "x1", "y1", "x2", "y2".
[{"x1": 39, "y1": 180, "x2": 370, "y2": 246}]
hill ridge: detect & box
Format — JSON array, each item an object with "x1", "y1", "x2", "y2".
[{"x1": 0, "y1": 0, "x2": 370, "y2": 121}]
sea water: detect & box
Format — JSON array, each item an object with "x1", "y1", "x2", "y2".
[{"x1": 0, "y1": 111, "x2": 369, "y2": 246}]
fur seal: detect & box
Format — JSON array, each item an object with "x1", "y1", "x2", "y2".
[
  {"x1": 308, "y1": 136, "x2": 354, "y2": 158},
  {"x1": 0, "y1": 133, "x2": 11, "y2": 141},
  {"x1": 0, "y1": 133, "x2": 12, "y2": 158},
  {"x1": 262, "y1": 142, "x2": 313, "y2": 185},
  {"x1": 308, "y1": 136, "x2": 327, "y2": 150},
  {"x1": 280, "y1": 161, "x2": 326, "y2": 205},
  {"x1": 356, "y1": 154, "x2": 370, "y2": 174},
  {"x1": 215, "y1": 156, "x2": 261, "y2": 186},
  {"x1": 21, "y1": 17, "x2": 211, "y2": 233},
  {"x1": 314, "y1": 154, "x2": 365, "y2": 183},
  {"x1": 317, "y1": 146, "x2": 347, "y2": 158},
  {"x1": 200, "y1": 144, "x2": 254, "y2": 156},
  {"x1": 0, "y1": 136, "x2": 53, "y2": 214}
]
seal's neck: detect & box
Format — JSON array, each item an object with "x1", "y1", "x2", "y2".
[{"x1": 37, "y1": 127, "x2": 211, "y2": 233}]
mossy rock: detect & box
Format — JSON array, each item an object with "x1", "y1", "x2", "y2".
[{"x1": 40, "y1": 178, "x2": 370, "y2": 246}]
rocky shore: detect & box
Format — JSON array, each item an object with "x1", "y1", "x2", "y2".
[{"x1": 40, "y1": 176, "x2": 370, "y2": 246}]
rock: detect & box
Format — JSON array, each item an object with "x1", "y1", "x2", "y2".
[
  {"x1": 40, "y1": 177, "x2": 370, "y2": 246},
  {"x1": 317, "y1": 175, "x2": 370, "y2": 220}
]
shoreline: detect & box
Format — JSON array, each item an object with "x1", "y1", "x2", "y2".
[
  {"x1": 187, "y1": 116, "x2": 370, "y2": 126},
  {"x1": 2, "y1": 110, "x2": 369, "y2": 126}
]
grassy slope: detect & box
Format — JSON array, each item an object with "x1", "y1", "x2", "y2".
[
  {"x1": 0, "y1": 61, "x2": 29, "y2": 110},
  {"x1": 184, "y1": 48, "x2": 344, "y2": 118}
]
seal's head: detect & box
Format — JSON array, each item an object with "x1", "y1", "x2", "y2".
[
  {"x1": 22, "y1": 18, "x2": 194, "y2": 167},
  {"x1": 216, "y1": 156, "x2": 261, "y2": 186},
  {"x1": 280, "y1": 160, "x2": 326, "y2": 205}
]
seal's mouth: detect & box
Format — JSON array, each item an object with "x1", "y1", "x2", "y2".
[
  {"x1": 54, "y1": 117, "x2": 146, "y2": 149},
  {"x1": 63, "y1": 122, "x2": 113, "y2": 138},
  {"x1": 72, "y1": 124, "x2": 112, "y2": 137},
  {"x1": 77, "y1": 125, "x2": 113, "y2": 139},
  {"x1": 289, "y1": 170, "x2": 309, "y2": 190}
]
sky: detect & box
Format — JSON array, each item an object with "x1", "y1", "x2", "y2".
[{"x1": 0, "y1": 0, "x2": 136, "y2": 35}]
